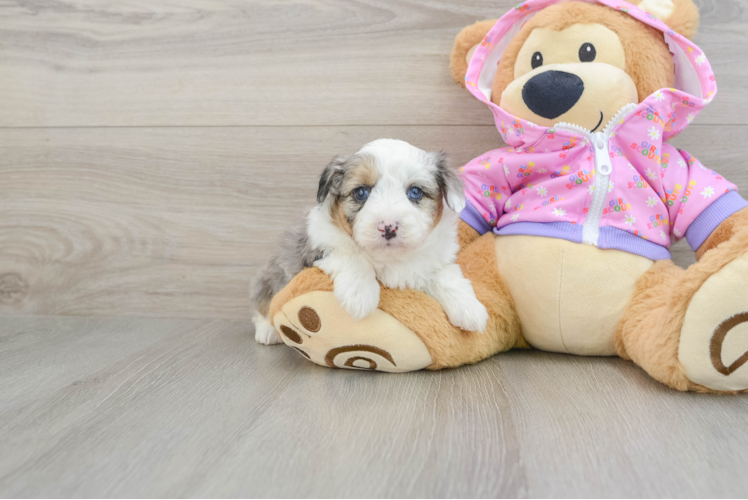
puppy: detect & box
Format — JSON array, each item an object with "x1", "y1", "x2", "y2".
[{"x1": 251, "y1": 139, "x2": 489, "y2": 345}]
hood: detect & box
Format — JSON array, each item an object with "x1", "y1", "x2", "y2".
[{"x1": 465, "y1": 0, "x2": 717, "y2": 148}]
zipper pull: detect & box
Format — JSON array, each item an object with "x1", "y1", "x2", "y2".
[
  {"x1": 593, "y1": 132, "x2": 612, "y2": 175},
  {"x1": 594, "y1": 131, "x2": 606, "y2": 150}
]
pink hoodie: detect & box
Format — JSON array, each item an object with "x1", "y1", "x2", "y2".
[{"x1": 459, "y1": 0, "x2": 747, "y2": 260}]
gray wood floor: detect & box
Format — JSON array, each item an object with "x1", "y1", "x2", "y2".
[
  {"x1": 1, "y1": 0, "x2": 748, "y2": 497},
  {"x1": 2, "y1": 316, "x2": 748, "y2": 498}
]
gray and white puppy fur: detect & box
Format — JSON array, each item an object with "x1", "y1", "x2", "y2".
[{"x1": 251, "y1": 138, "x2": 489, "y2": 345}]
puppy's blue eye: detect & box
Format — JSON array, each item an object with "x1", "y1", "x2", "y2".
[
  {"x1": 407, "y1": 186, "x2": 423, "y2": 201},
  {"x1": 354, "y1": 186, "x2": 370, "y2": 202}
]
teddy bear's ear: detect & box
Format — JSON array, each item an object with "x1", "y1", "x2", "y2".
[
  {"x1": 449, "y1": 20, "x2": 497, "y2": 87},
  {"x1": 634, "y1": 0, "x2": 700, "y2": 39}
]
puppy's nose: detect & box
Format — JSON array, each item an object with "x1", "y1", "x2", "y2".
[
  {"x1": 377, "y1": 222, "x2": 399, "y2": 240},
  {"x1": 522, "y1": 70, "x2": 584, "y2": 119}
]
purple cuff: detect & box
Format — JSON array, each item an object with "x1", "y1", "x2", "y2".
[
  {"x1": 460, "y1": 200, "x2": 493, "y2": 235},
  {"x1": 686, "y1": 191, "x2": 748, "y2": 251}
]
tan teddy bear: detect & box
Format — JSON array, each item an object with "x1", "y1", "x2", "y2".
[{"x1": 266, "y1": 0, "x2": 748, "y2": 393}]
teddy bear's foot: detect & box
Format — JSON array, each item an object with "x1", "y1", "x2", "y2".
[
  {"x1": 679, "y1": 251, "x2": 748, "y2": 392},
  {"x1": 272, "y1": 290, "x2": 433, "y2": 372}
]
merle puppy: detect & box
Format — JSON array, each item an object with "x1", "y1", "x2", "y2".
[{"x1": 250, "y1": 139, "x2": 488, "y2": 345}]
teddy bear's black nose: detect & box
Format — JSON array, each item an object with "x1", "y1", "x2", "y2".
[{"x1": 522, "y1": 71, "x2": 584, "y2": 119}]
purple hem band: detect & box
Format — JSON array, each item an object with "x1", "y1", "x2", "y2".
[
  {"x1": 685, "y1": 191, "x2": 748, "y2": 251},
  {"x1": 496, "y1": 221, "x2": 582, "y2": 243},
  {"x1": 496, "y1": 221, "x2": 672, "y2": 261},
  {"x1": 460, "y1": 200, "x2": 493, "y2": 235},
  {"x1": 598, "y1": 226, "x2": 672, "y2": 261}
]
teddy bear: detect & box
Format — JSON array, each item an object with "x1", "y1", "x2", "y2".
[{"x1": 264, "y1": 0, "x2": 748, "y2": 393}]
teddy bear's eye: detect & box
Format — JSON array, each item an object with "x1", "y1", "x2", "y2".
[
  {"x1": 579, "y1": 43, "x2": 596, "y2": 62},
  {"x1": 531, "y1": 51, "x2": 543, "y2": 69}
]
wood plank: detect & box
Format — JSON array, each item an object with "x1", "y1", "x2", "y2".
[
  {"x1": 1, "y1": 125, "x2": 745, "y2": 318},
  {"x1": 0, "y1": 0, "x2": 746, "y2": 127},
  {"x1": 0, "y1": 315, "x2": 746, "y2": 497}
]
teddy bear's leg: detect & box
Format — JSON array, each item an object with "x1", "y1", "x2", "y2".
[
  {"x1": 616, "y1": 210, "x2": 748, "y2": 393},
  {"x1": 268, "y1": 232, "x2": 524, "y2": 372},
  {"x1": 614, "y1": 260, "x2": 691, "y2": 390}
]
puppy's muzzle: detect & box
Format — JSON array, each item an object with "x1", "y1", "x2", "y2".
[
  {"x1": 522, "y1": 70, "x2": 584, "y2": 119},
  {"x1": 377, "y1": 222, "x2": 399, "y2": 241}
]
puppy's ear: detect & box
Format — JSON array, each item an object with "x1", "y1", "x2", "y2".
[
  {"x1": 634, "y1": 0, "x2": 700, "y2": 39},
  {"x1": 433, "y1": 152, "x2": 465, "y2": 213},
  {"x1": 450, "y1": 19, "x2": 497, "y2": 87},
  {"x1": 317, "y1": 155, "x2": 346, "y2": 204}
]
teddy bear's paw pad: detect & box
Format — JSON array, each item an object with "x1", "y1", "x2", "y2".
[
  {"x1": 679, "y1": 252, "x2": 748, "y2": 392},
  {"x1": 272, "y1": 290, "x2": 432, "y2": 372}
]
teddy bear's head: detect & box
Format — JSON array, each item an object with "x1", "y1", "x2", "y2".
[{"x1": 450, "y1": 0, "x2": 700, "y2": 132}]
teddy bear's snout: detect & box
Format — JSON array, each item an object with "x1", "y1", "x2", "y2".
[{"x1": 522, "y1": 70, "x2": 584, "y2": 119}]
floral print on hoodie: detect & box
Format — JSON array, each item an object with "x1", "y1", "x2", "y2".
[{"x1": 459, "y1": 0, "x2": 748, "y2": 260}]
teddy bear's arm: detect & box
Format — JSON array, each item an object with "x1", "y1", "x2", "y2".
[
  {"x1": 657, "y1": 146, "x2": 748, "y2": 253},
  {"x1": 696, "y1": 207, "x2": 748, "y2": 260}
]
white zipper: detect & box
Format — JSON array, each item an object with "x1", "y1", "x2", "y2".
[{"x1": 555, "y1": 104, "x2": 638, "y2": 247}]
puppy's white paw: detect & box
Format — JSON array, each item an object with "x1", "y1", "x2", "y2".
[
  {"x1": 253, "y1": 313, "x2": 283, "y2": 345},
  {"x1": 334, "y1": 274, "x2": 381, "y2": 321},
  {"x1": 445, "y1": 296, "x2": 489, "y2": 333}
]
